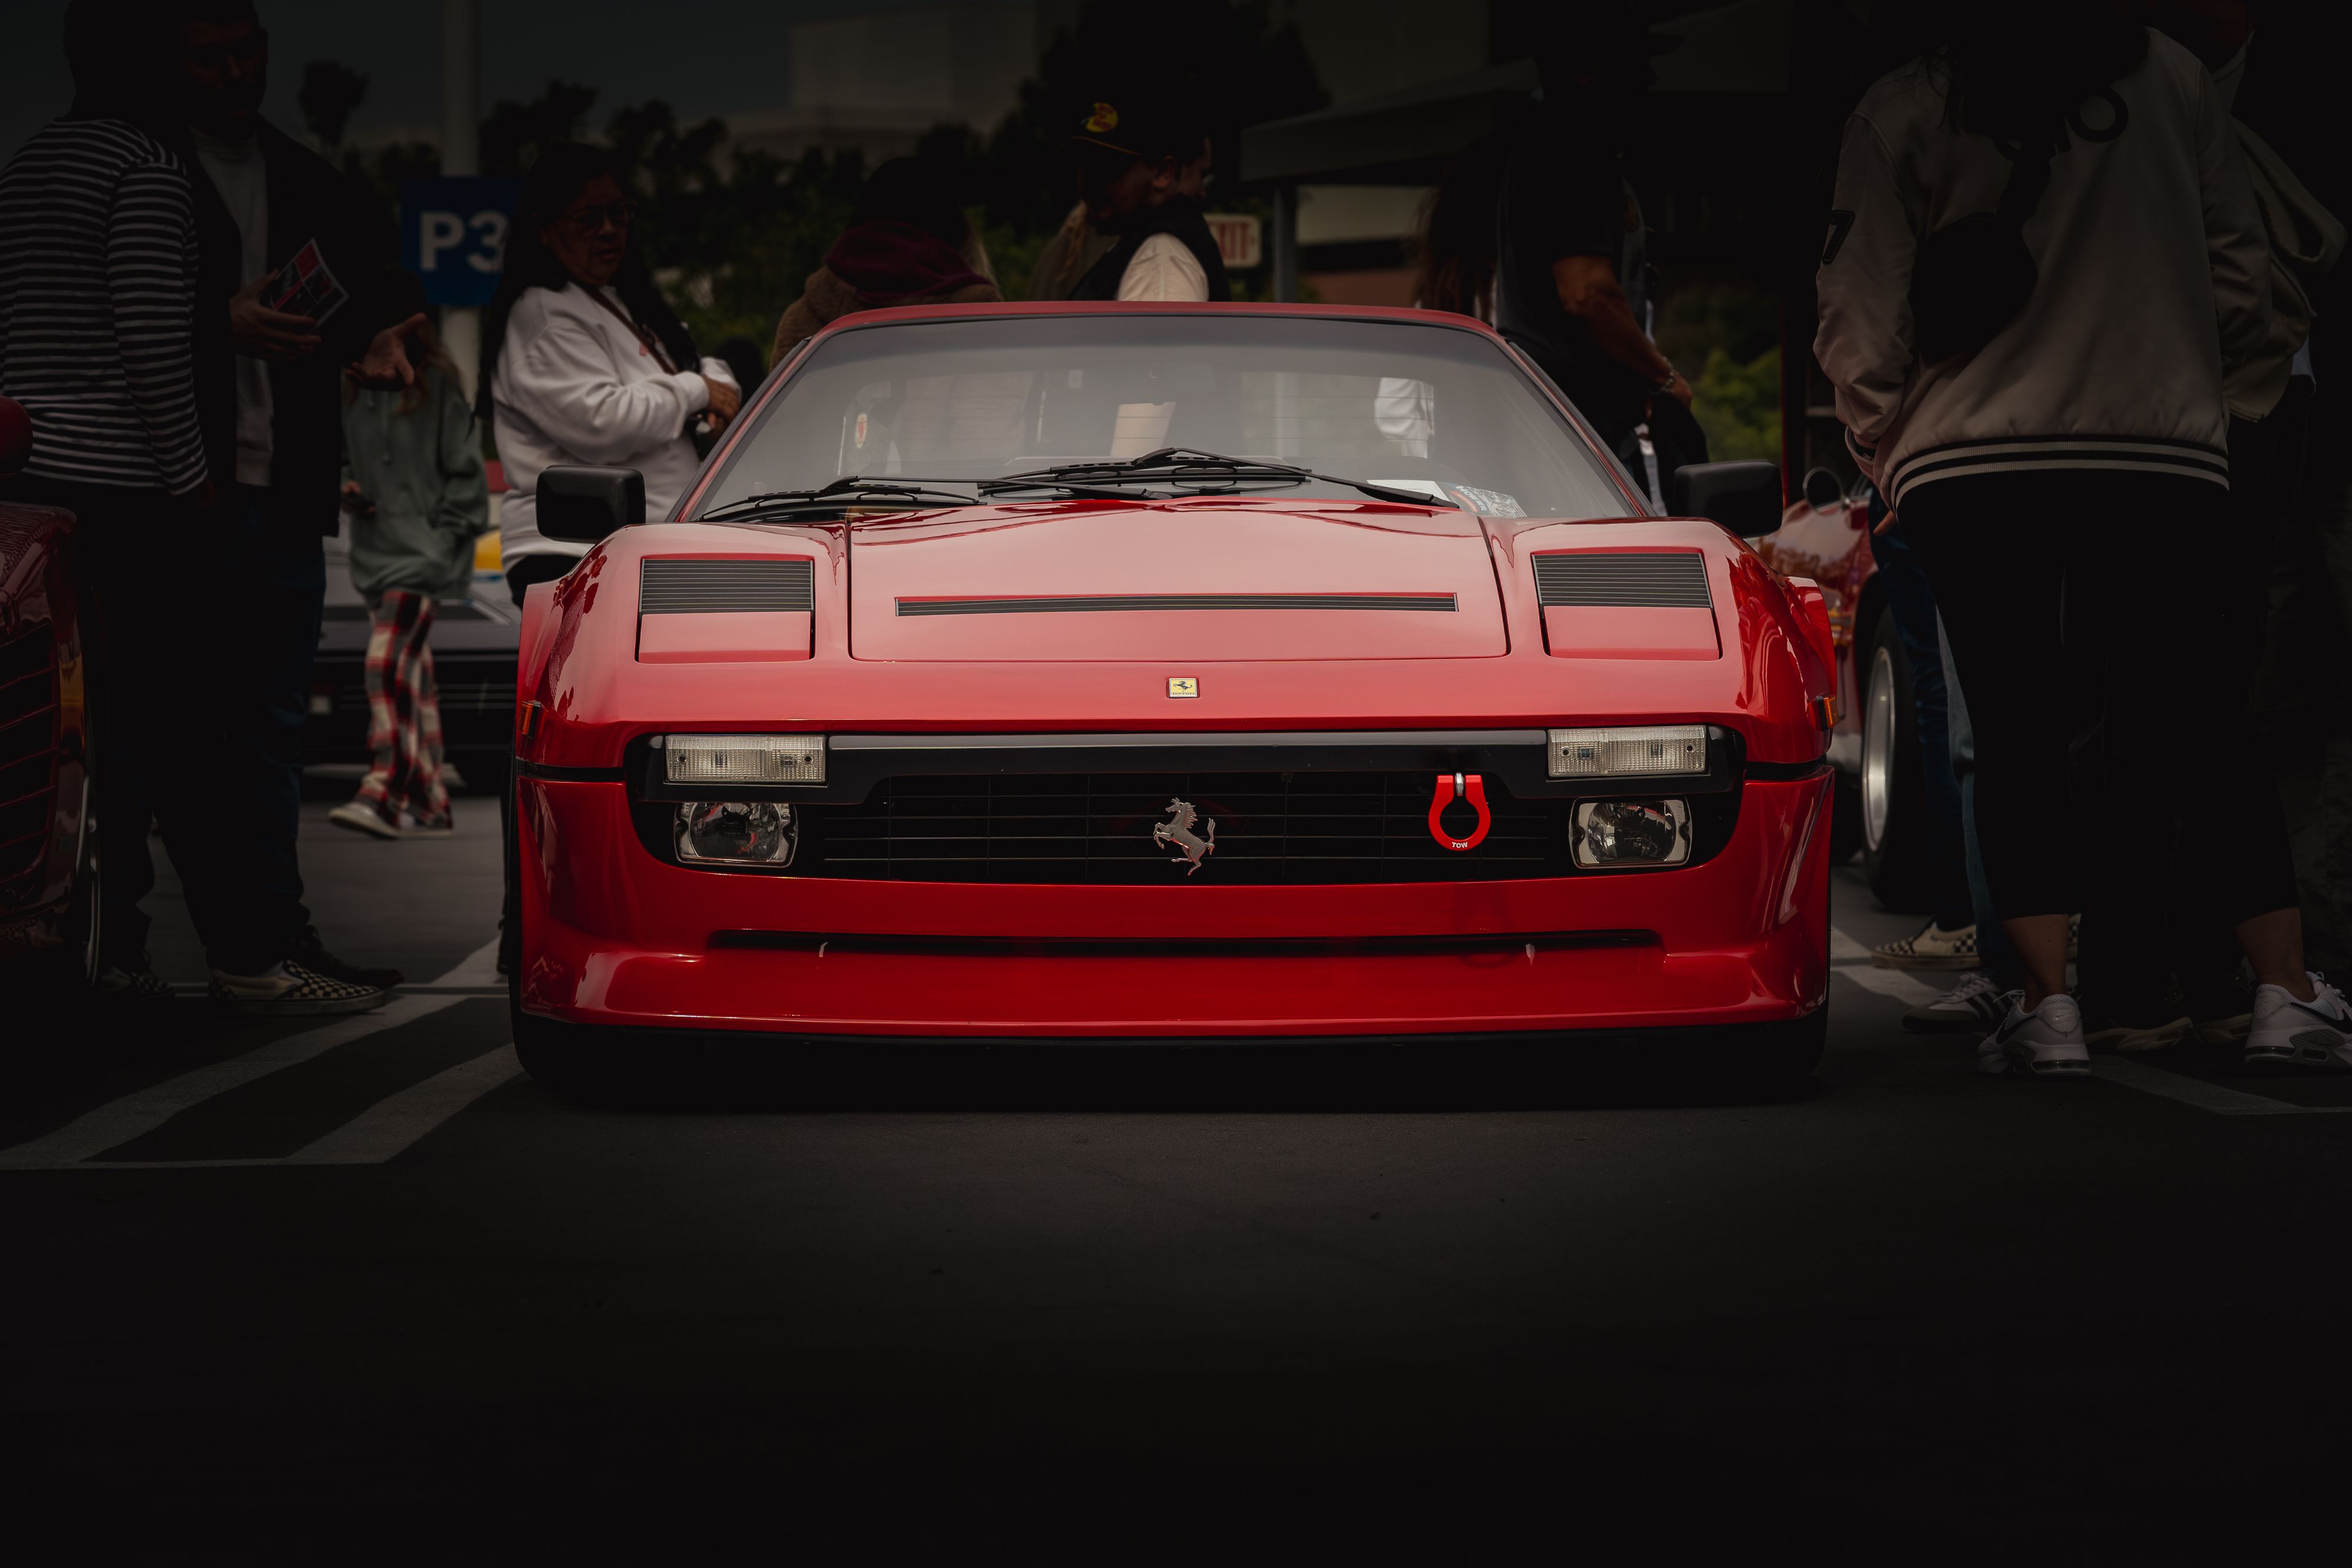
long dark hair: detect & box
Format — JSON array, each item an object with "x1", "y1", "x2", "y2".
[
  {"x1": 1927, "y1": 2, "x2": 2149, "y2": 142},
  {"x1": 1411, "y1": 133, "x2": 1508, "y2": 321},
  {"x1": 476, "y1": 142, "x2": 699, "y2": 423}
]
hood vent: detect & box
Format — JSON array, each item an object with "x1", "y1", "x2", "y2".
[
  {"x1": 1534, "y1": 552, "x2": 1710, "y2": 609},
  {"x1": 640, "y1": 558, "x2": 814, "y2": 614},
  {"x1": 897, "y1": 592, "x2": 1458, "y2": 617}
]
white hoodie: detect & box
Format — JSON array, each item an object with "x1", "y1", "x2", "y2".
[
  {"x1": 491, "y1": 282, "x2": 739, "y2": 564},
  {"x1": 1814, "y1": 28, "x2": 2270, "y2": 507}
]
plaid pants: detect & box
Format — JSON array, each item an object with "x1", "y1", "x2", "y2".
[{"x1": 355, "y1": 590, "x2": 450, "y2": 828}]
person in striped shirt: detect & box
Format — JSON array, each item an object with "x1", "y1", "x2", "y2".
[{"x1": 0, "y1": 5, "x2": 236, "y2": 1002}]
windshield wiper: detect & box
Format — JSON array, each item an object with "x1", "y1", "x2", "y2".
[
  {"x1": 986, "y1": 448, "x2": 1456, "y2": 509},
  {"x1": 698, "y1": 476, "x2": 981, "y2": 520}
]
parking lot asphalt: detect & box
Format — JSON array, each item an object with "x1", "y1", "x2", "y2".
[{"x1": 4, "y1": 794, "x2": 2348, "y2": 1559}]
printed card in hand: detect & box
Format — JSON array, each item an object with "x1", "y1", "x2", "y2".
[{"x1": 268, "y1": 239, "x2": 348, "y2": 326}]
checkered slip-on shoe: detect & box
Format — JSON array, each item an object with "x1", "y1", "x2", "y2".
[
  {"x1": 96, "y1": 955, "x2": 174, "y2": 1000},
  {"x1": 1873, "y1": 921, "x2": 1980, "y2": 971},
  {"x1": 209, "y1": 960, "x2": 386, "y2": 1016}
]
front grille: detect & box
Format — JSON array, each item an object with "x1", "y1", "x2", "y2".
[
  {"x1": 780, "y1": 772, "x2": 1587, "y2": 884},
  {"x1": 641, "y1": 557, "x2": 813, "y2": 614},
  {"x1": 1534, "y1": 552, "x2": 1711, "y2": 608},
  {"x1": 0, "y1": 624, "x2": 59, "y2": 877},
  {"x1": 897, "y1": 593, "x2": 1457, "y2": 616}
]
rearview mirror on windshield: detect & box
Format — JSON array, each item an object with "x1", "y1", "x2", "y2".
[
  {"x1": 539, "y1": 466, "x2": 646, "y2": 544},
  {"x1": 1671, "y1": 461, "x2": 1783, "y2": 537}
]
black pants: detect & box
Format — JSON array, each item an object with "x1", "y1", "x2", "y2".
[
  {"x1": 217, "y1": 485, "x2": 325, "y2": 973},
  {"x1": 1902, "y1": 468, "x2": 2298, "y2": 949}
]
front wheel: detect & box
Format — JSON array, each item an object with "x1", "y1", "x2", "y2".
[{"x1": 1860, "y1": 603, "x2": 1935, "y2": 912}]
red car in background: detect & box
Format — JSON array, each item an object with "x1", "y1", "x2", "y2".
[
  {"x1": 507, "y1": 303, "x2": 1838, "y2": 1092},
  {"x1": 0, "y1": 396, "x2": 100, "y2": 992},
  {"x1": 1753, "y1": 467, "x2": 1932, "y2": 911}
]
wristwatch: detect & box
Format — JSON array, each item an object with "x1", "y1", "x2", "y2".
[{"x1": 1653, "y1": 369, "x2": 1681, "y2": 394}]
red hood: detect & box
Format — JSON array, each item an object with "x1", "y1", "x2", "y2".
[
  {"x1": 517, "y1": 507, "x2": 1835, "y2": 771},
  {"x1": 847, "y1": 498, "x2": 1506, "y2": 662}
]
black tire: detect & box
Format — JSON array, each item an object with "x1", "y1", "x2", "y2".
[
  {"x1": 1829, "y1": 767, "x2": 1864, "y2": 866},
  {"x1": 1859, "y1": 602, "x2": 1935, "y2": 912}
]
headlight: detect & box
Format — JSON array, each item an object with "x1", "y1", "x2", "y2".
[
  {"x1": 1574, "y1": 799, "x2": 1691, "y2": 867},
  {"x1": 663, "y1": 734, "x2": 825, "y2": 784},
  {"x1": 1547, "y1": 725, "x2": 1706, "y2": 778},
  {"x1": 676, "y1": 801, "x2": 797, "y2": 866}
]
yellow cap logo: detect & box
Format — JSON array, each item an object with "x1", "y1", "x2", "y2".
[{"x1": 1085, "y1": 102, "x2": 1120, "y2": 134}]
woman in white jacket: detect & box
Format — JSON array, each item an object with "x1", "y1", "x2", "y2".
[{"x1": 479, "y1": 143, "x2": 741, "y2": 606}]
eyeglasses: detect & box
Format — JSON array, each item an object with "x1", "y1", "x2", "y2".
[{"x1": 559, "y1": 201, "x2": 635, "y2": 237}]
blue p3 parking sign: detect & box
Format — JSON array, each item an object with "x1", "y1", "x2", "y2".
[{"x1": 400, "y1": 177, "x2": 521, "y2": 307}]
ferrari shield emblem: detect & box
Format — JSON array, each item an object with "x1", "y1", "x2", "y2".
[
  {"x1": 1152, "y1": 798, "x2": 1215, "y2": 874},
  {"x1": 1167, "y1": 676, "x2": 1198, "y2": 698}
]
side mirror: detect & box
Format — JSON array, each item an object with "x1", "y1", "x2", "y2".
[
  {"x1": 1800, "y1": 466, "x2": 1843, "y2": 511},
  {"x1": 537, "y1": 465, "x2": 645, "y2": 544},
  {"x1": 1671, "y1": 460, "x2": 1783, "y2": 536},
  {"x1": 0, "y1": 397, "x2": 31, "y2": 480}
]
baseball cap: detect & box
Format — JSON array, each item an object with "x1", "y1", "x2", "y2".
[{"x1": 1071, "y1": 91, "x2": 1199, "y2": 162}]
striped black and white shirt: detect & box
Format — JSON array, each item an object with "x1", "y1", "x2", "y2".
[{"x1": 0, "y1": 118, "x2": 207, "y2": 496}]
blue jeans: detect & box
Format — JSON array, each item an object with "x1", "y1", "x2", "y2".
[{"x1": 1865, "y1": 516, "x2": 1972, "y2": 931}]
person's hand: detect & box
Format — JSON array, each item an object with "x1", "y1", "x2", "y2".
[
  {"x1": 230, "y1": 271, "x2": 322, "y2": 361},
  {"x1": 1873, "y1": 507, "x2": 1897, "y2": 536},
  {"x1": 341, "y1": 479, "x2": 375, "y2": 518},
  {"x1": 346, "y1": 313, "x2": 429, "y2": 391},
  {"x1": 701, "y1": 376, "x2": 741, "y2": 433}
]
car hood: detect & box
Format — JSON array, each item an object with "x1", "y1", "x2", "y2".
[{"x1": 846, "y1": 498, "x2": 1508, "y2": 661}]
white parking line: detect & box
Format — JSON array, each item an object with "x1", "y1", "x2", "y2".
[
  {"x1": 2090, "y1": 1057, "x2": 2352, "y2": 1116},
  {"x1": 1829, "y1": 927, "x2": 1874, "y2": 963},
  {"x1": 1835, "y1": 965, "x2": 1945, "y2": 1006},
  {"x1": 286, "y1": 1045, "x2": 522, "y2": 1165},
  {"x1": 0, "y1": 992, "x2": 470, "y2": 1168},
  {"x1": 0, "y1": 942, "x2": 502, "y2": 1171}
]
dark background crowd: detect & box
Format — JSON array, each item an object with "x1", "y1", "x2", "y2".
[{"x1": 1, "y1": 0, "x2": 2347, "y2": 1070}]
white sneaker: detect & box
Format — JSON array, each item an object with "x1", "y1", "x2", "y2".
[
  {"x1": 329, "y1": 800, "x2": 400, "y2": 840},
  {"x1": 1903, "y1": 971, "x2": 2010, "y2": 1034},
  {"x1": 2243, "y1": 972, "x2": 2352, "y2": 1069},
  {"x1": 1977, "y1": 992, "x2": 2090, "y2": 1078}
]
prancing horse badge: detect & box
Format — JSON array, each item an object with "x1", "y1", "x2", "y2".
[
  {"x1": 1167, "y1": 676, "x2": 1198, "y2": 698},
  {"x1": 1152, "y1": 799, "x2": 1215, "y2": 874}
]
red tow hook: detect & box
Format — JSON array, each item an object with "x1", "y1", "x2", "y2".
[{"x1": 1427, "y1": 771, "x2": 1492, "y2": 851}]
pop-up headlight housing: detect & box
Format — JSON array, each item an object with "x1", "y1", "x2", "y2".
[
  {"x1": 663, "y1": 734, "x2": 826, "y2": 785},
  {"x1": 1546, "y1": 725, "x2": 1706, "y2": 779}
]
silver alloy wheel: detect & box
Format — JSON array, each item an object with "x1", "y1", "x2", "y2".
[{"x1": 1862, "y1": 643, "x2": 1897, "y2": 852}]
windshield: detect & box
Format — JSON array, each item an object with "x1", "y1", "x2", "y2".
[{"x1": 696, "y1": 314, "x2": 1636, "y2": 520}]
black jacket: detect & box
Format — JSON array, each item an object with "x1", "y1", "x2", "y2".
[
  {"x1": 181, "y1": 121, "x2": 398, "y2": 540},
  {"x1": 1070, "y1": 196, "x2": 1232, "y2": 302}
]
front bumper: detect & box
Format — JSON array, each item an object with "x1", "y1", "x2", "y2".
[{"x1": 516, "y1": 768, "x2": 1833, "y2": 1039}]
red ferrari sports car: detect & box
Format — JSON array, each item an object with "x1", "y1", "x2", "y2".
[
  {"x1": 0, "y1": 396, "x2": 100, "y2": 992},
  {"x1": 509, "y1": 303, "x2": 1836, "y2": 1088}
]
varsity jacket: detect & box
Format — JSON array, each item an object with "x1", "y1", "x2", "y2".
[{"x1": 1814, "y1": 29, "x2": 2270, "y2": 506}]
